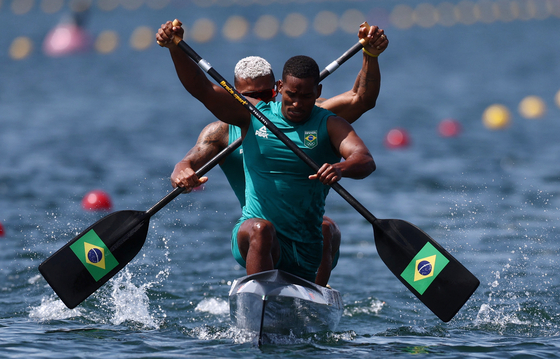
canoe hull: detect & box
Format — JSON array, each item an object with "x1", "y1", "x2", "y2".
[{"x1": 228, "y1": 270, "x2": 343, "y2": 339}]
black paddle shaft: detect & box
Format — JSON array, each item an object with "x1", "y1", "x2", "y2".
[
  {"x1": 145, "y1": 136, "x2": 242, "y2": 218},
  {"x1": 146, "y1": 27, "x2": 369, "y2": 217},
  {"x1": 176, "y1": 40, "x2": 378, "y2": 224},
  {"x1": 144, "y1": 37, "x2": 365, "y2": 217}
]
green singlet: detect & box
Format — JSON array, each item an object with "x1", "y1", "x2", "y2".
[
  {"x1": 232, "y1": 101, "x2": 340, "y2": 281},
  {"x1": 219, "y1": 125, "x2": 245, "y2": 207}
]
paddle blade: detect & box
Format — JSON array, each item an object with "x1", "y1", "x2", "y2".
[
  {"x1": 39, "y1": 210, "x2": 150, "y2": 309},
  {"x1": 373, "y1": 219, "x2": 479, "y2": 322}
]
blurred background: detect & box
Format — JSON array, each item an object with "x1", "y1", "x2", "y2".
[{"x1": 1, "y1": 0, "x2": 560, "y2": 355}]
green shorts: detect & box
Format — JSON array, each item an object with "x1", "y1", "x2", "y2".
[{"x1": 231, "y1": 218, "x2": 325, "y2": 282}]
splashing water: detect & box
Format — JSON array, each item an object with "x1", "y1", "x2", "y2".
[
  {"x1": 344, "y1": 297, "x2": 385, "y2": 317},
  {"x1": 195, "y1": 298, "x2": 229, "y2": 316},
  {"x1": 29, "y1": 296, "x2": 84, "y2": 321},
  {"x1": 29, "y1": 234, "x2": 171, "y2": 329},
  {"x1": 105, "y1": 267, "x2": 165, "y2": 329}
]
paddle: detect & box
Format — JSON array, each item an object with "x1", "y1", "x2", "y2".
[
  {"x1": 172, "y1": 30, "x2": 480, "y2": 322},
  {"x1": 38, "y1": 138, "x2": 240, "y2": 309},
  {"x1": 38, "y1": 35, "x2": 367, "y2": 310}
]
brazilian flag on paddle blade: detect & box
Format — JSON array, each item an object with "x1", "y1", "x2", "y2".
[
  {"x1": 400, "y1": 242, "x2": 450, "y2": 295},
  {"x1": 70, "y1": 229, "x2": 119, "y2": 281},
  {"x1": 39, "y1": 210, "x2": 149, "y2": 309}
]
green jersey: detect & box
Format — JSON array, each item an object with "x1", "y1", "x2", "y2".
[
  {"x1": 219, "y1": 125, "x2": 245, "y2": 207},
  {"x1": 241, "y1": 101, "x2": 340, "y2": 244}
]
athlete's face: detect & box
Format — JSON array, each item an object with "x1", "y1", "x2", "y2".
[
  {"x1": 277, "y1": 75, "x2": 322, "y2": 123},
  {"x1": 235, "y1": 75, "x2": 277, "y2": 103}
]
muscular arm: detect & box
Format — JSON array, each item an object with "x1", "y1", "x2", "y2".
[
  {"x1": 157, "y1": 20, "x2": 253, "y2": 129},
  {"x1": 170, "y1": 121, "x2": 230, "y2": 190},
  {"x1": 318, "y1": 25, "x2": 388, "y2": 124},
  {"x1": 310, "y1": 116, "x2": 376, "y2": 185}
]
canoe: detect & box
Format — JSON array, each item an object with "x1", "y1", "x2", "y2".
[{"x1": 228, "y1": 269, "x2": 343, "y2": 344}]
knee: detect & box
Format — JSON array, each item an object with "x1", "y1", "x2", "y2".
[
  {"x1": 322, "y1": 217, "x2": 341, "y2": 244},
  {"x1": 244, "y1": 219, "x2": 277, "y2": 250},
  {"x1": 250, "y1": 220, "x2": 275, "y2": 238}
]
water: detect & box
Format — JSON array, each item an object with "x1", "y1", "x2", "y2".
[{"x1": 2, "y1": 1, "x2": 560, "y2": 357}]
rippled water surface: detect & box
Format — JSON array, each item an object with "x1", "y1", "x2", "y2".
[{"x1": 2, "y1": 2, "x2": 560, "y2": 358}]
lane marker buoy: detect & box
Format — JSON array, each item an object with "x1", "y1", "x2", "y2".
[
  {"x1": 438, "y1": 118, "x2": 462, "y2": 137},
  {"x1": 82, "y1": 190, "x2": 112, "y2": 211},
  {"x1": 483, "y1": 104, "x2": 510, "y2": 130},
  {"x1": 384, "y1": 128, "x2": 410, "y2": 149}
]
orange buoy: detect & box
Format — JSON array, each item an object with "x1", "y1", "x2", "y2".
[
  {"x1": 384, "y1": 128, "x2": 410, "y2": 149},
  {"x1": 438, "y1": 119, "x2": 462, "y2": 137},
  {"x1": 82, "y1": 190, "x2": 112, "y2": 211}
]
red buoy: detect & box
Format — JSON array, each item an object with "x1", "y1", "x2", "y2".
[
  {"x1": 0, "y1": 222, "x2": 4, "y2": 237},
  {"x1": 82, "y1": 190, "x2": 112, "y2": 211},
  {"x1": 384, "y1": 128, "x2": 410, "y2": 149},
  {"x1": 438, "y1": 119, "x2": 462, "y2": 137}
]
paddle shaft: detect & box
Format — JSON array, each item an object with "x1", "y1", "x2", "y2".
[
  {"x1": 321, "y1": 28, "x2": 369, "y2": 80},
  {"x1": 145, "y1": 136, "x2": 242, "y2": 217},
  {"x1": 174, "y1": 39, "x2": 380, "y2": 226}
]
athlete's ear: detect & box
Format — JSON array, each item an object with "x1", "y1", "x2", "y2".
[
  {"x1": 277, "y1": 79, "x2": 283, "y2": 94},
  {"x1": 315, "y1": 84, "x2": 322, "y2": 99}
]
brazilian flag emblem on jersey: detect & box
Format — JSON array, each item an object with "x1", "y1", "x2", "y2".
[
  {"x1": 304, "y1": 131, "x2": 318, "y2": 149},
  {"x1": 400, "y1": 242, "x2": 449, "y2": 295},
  {"x1": 70, "y1": 229, "x2": 119, "y2": 281}
]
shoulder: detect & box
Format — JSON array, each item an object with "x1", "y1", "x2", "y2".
[
  {"x1": 327, "y1": 115, "x2": 353, "y2": 132},
  {"x1": 312, "y1": 104, "x2": 336, "y2": 119},
  {"x1": 257, "y1": 100, "x2": 276, "y2": 110}
]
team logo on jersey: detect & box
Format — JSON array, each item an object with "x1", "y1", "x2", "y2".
[
  {"x1": 256, "y1": 126, "x2": 268, "y2": 139},
  {"x1": 304, "y1": 131, "x2": 318, "y2": 148},
  {"x1": 400, "y1": 242, "x2": 449, "y2": 295}
]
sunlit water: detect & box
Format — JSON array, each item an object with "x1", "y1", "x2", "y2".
[{"x1": 2, "y1": 2, "x2": 560, "y2": 358}]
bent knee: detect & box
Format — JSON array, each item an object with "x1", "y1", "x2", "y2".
[
  {"x1": 239, "y1": 218, "x2": 277, "y2": 248},
  {"x1": 245, "y1": 219, "x2": 276, "y2": 237},
  {"x1": 322, "y1": 216, "x2": 341, "y2": 241}
]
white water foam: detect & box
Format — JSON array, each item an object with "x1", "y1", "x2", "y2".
[
  {"x1": 104, "y1": 267, "x2": 165, "y2": 329},
  {"x1": 344, "y1": 297, "x2": 385, "y2": 317},
  {"x1": 195, "y1": 298, "x2": 229, "y2": 316},
  {"x1": 29, "y1": 295, "x2": 84, "y2": 321},
  {"x1": 30, "y1": 236, "x2": 171, "y2": 329},
  {"x1": 474, "y1": 269, "x2": 531, "y2": 330}
]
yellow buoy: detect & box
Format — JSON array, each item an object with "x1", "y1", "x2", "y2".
[
  {"x1": 191, "y1": 18, "x2": 215, "y2": 43},
  {"x1": 482, "y1": 104, "x2": 511, "y2": 130},
  {"x1": 9, "y1": 36, "x2": 33, "y2": 60},
  {"x1": 555, "y1": 89, "x2": 560, "y2": 109},
  {"x1": 130, "y1": 26, "x2": 153, "y2": 51},
  {"x1": 519, "y1": 95, "x2": 546, "y2": 119},
  {"x1": 223, "y1": 16, "x2": 249, "y2": 42},
  {"x1": 95, "y1": 31, "x2": 119, "y2": 54},
  {"x1": 254, "y1": 15, "x2": 279, "y2": 40}
]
